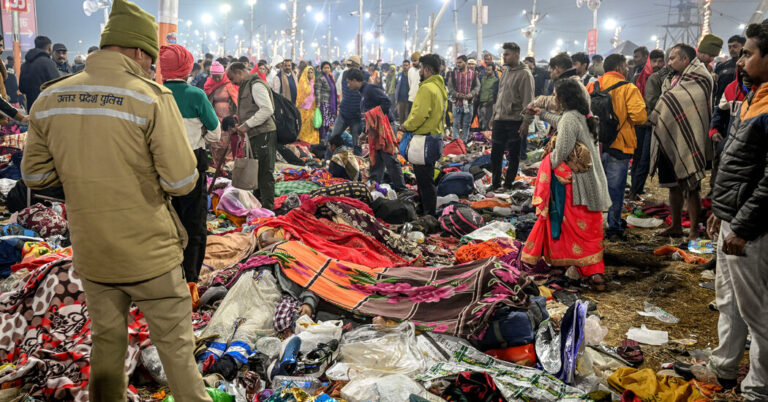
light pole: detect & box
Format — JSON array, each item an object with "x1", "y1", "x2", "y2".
[
  {"x1": 201, "y1": 13, "x2": 212, "y2": 54},
  {"x1": 357, "y1": 0, "x2": 364, "y2": 58},
  {"x1": 220, "y1": 4, "x2": 231, "y2": 56},
  {"x1": 291, "y1": 0, "x2": 298, "y2": 60},
  {"x1": 248, "y1": 0, "x2": 256, "y2": 56}
]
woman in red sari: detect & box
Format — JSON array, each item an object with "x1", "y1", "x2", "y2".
[{"x1": 521, "y1": 79, "x2": 612, "y2": 290}]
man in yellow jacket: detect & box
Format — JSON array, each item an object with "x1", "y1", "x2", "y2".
[
  {"x1": 20, "y1": 0, "x2": 212, "y2": 400},
  {"x1": 403, "y1": 53, "x2": 448, "y2": 217},
  {"x1": 586, "y1": 54, "x2": 648, "y2": 241}
]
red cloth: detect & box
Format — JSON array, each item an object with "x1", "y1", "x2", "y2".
[
  {"x1": 635, "y1": 57, "x2": 653, "y2": 97},
  {"x1": 258, "y1": 207, "x2": 407, "y2": 268},
  {"x1": 363, "y1": 106, "x2": 398, "y2": 165},
  {"x1": 249, "y1": 65, "x2": 268, "y2": 82},
  {"x1": 204, "y1": 75, "x2": 239, "y2": 107},
  {"x1": 521, "y1": 154, "x2": 605, "y2": 276},
  {"x1": 159, "y1": 44, "x2": 194, "y2": 80}
]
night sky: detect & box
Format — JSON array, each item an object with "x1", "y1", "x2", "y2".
[{"x1": 31, "y1": 0, "x2": 759, "y2": 62}]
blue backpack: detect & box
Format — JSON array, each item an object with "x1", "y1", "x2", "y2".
[{"x1": 477, "y1": 296, "x2": 549, "y2": 350}]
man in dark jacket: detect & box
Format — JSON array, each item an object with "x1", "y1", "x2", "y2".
[
  {"x1": 348, "y1": 68, "x2": 406, "y2": 192},
  {"x1": 676, "y1": 21, "x2": 768, "y2": 401},
  {"x1": 395, "y1": 59, "x2": 411, "y2": 126},
  {"x1": 19, "y1": 36, "x2": 60, "y2": 110},
  {"x1": 329, "y1": 55, "x2": 369, "y2": 155},
  {"x1": 523, "y1": 56, "x2": 547, "y2": 96},
  {"x1": 52, "y1": 43, "x2": 71, "y2": 75},
  {"x1": 714, "y1": 35, "x2": 746, "y2": 105}
]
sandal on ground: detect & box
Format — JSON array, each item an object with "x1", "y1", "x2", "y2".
[
  {"x1": 617, "y1": 339, "x2": 644, "y2": 367},
  {"x1": 583, "y1": 273, "x2": 607, "y2": 292}
]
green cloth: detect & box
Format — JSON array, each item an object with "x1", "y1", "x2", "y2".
[
  {"x1": 100, "y1": 0, "x2": 159, "y2": 62},
  {"x1": 403, "y1": 74, "x2": 449, "y2": 135},
  {"x1": 163, "y1": 80, "x2": 219, "y2": 130},
  {"x1": 274, "y1": 180, "x2": 321, "y2": 196},
  {"x1": 478, "y1": 75, "x2": 498, "y2": 103}
]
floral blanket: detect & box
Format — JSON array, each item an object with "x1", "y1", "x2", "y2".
[{"x1": 0, "y1": 259, "x2": 149, "y2": 401}]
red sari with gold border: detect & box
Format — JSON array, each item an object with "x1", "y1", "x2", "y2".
[{"x1": 521, "y1": 154, "x2": 605, "y2": 276}]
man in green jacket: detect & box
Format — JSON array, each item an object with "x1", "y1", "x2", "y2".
[
  {"x1": 20, "y1": 0, "x2": 211, "y2": 400},
  {"x1": 403, "y1": 53, "x2": 448, "y2": 216}
]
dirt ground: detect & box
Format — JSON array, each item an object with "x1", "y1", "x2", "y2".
[{"x1": 582, "y1": 174, "x2": 719, "y2": 371}]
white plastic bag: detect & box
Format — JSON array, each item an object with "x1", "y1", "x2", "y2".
[
  {"x1": 295, "y1": 316, "x2": 343, "y2": 354},
  {"x1": 140, "y1": 345, "x2": 167, "y2": 385},
  {"x1": 626, "y1": 324, "x2": 669, "y2": 345},
  {"x1": 461, "y1": 221, "x2": 516, "y2": 241},
  {"x1": 583, "y1": 315, "x2": 608, "y2": 346},
  {"x1": 341, "y1": 374, "x2": 445, "y2": 402},
  {"x1": 326, "y1": 322, "x2": 426, "y2": 380}
]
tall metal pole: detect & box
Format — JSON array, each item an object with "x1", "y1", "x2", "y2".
[
  {"x1": 403, "y1": 13, "x2": 410, "y2": 58},
  {"x1": 377, "y1": 0, "x2": 383, "y2": 62},
  {"x1": 476, "y1": 0, "x2": 483, "y2": 58},
  {"x1": 413, "y1": 6, "x2": 419, "y2": 56},
  {"x1": 357, "y1": 0, "x2": 364, "y2": 57},
  {"x1": 427, "y1": 14, "x2": 434, "y2": 53},
  {"x1": 453, "y1": 0, "x2": 459, "y2": 58},
  {"x1": 291, "y1": 0, "x2": 298, "y2": 60},
  {"x1": 248, "y1": 0, "x2": 255, "y2": 56},
  {"x1": 327, "y1": 5, "x2": 332, "y2": 60}
]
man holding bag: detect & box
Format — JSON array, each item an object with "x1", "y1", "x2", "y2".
[
  {"x1": 402, "y1": 53, "x2": 448, "y2": 216},
  {"x1": 227, "y1": 62, "x2": 277, "y2": 209}
]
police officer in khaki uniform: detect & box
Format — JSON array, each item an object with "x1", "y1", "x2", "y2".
[{"x1": 21, "y1": 0, "x2": 211, "y2": 400}]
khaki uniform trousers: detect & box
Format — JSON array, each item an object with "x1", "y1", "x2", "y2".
[{"x1": 82, "y1": 267, "x2": 211, "y2": 402}]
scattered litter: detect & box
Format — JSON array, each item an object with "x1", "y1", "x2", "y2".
[
  {"x1": 670, "y1": 338, "x2": 697, "y2": 346},
  {"x1": 626, "y1": 215, "x2": 664, "y2": 228},
  {"x1": 700, "y1": 270, "x2": 715, "y2": 280},
  {"x1": 688, "y1": 239, "x2": 714, "y2": 254},
  {"x1": 637, "y1": 302, "x2": 679, "y2": 324},
  {"x1": 626, "y1": 325, "x2": 669, "y2": 345}
]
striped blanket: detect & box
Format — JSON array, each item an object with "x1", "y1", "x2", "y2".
[{"x1": 649, "y1": 58, "x2": 713, "y2": 190}]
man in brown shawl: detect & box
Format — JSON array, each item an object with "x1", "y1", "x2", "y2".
[{"x1": 649, "y1": 43, "x2": 714, "y2": 241}]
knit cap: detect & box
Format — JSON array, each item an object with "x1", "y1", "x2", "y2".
[
  {"x1": 698, "y1": 34, "x2": 723, "y2": 57},
  {"x1": 99, "y1": 0, "x2": 159, "y2": 62}
]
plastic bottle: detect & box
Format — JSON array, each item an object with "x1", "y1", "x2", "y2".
[
  {"x1": 406, "y1": 231, "x2": 425, "y2": 243},
  {"x1": 271, "y1": 376, "x2": 322, "y2": 394}
]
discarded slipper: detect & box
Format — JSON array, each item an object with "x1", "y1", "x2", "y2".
[{"x1": 617, "y1": 339, "x2": 644, "y2": 367}]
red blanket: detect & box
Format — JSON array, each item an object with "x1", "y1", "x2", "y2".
[{"x1": 258, "y1": 207, "x2": 407, "y2": 268}]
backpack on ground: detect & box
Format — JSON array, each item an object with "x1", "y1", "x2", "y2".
[
  {"x1": 439, "y1": 204, "x2": 483, "y2": 238},
  {"x1": 590, "y1": 80, "x2": 629, "y2": 147},
  {"x1": 477, "y1": 296, "x2": 549, "y2": 350},
  {"x1": 270, "y1": 90, "x2": 302, "y2": 145}
]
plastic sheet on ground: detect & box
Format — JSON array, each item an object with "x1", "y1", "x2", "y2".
[
  {"x1": 460, "y1": 221, "x2": 516, "y2": 242},
  {"x1": 325, "y1": 322, "x2": 427, "y2": 381},
  {"x1": 626, "y1": 324, "x2": 669, "y2": 345},
  {"x1": 341, "y1": 373, "x2": 446, "y2": 402},
  {"x1": 415, "y1": 334, "x2": 589, "y2": 401},
  {"x1": 625, "y1": 215, "x2": 664, "y2": 228}
]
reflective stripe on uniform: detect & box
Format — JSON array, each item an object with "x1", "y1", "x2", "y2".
[
  {"x1": 39, "y1": 85, "x2": 155, "y2": 104},
  {"x1": 35, "y1": 107, "x2": 147, "y2": 125},
  {"x1": 160, "y1": 170, "x2": 197, "y2": 190},
  {"x1": 21, "y1": 170, "x2": 54, "y2": 183}
]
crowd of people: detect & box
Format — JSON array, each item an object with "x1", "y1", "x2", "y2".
[{"x1": 0, "y1": 0, "x2": 764, "y2": 400}]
